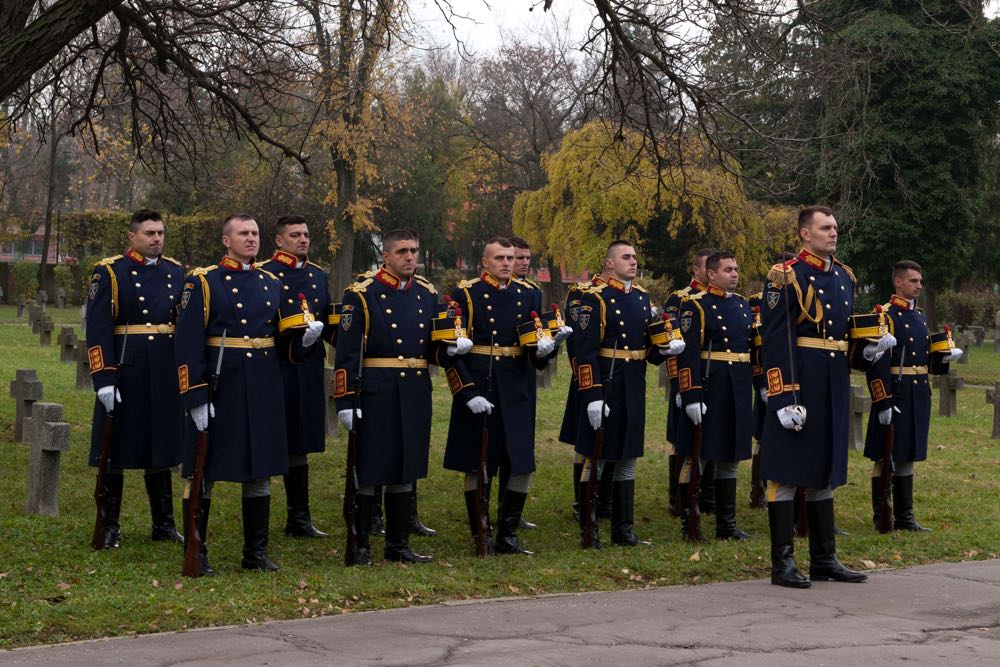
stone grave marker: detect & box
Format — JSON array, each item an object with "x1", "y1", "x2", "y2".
[
  {"x1": 850, "y1": 385, "x2": 872, "y2": 452},
  {"x1": 986, "y1": 382, "x2": 1000, "y2": 440},
  {"x1": 9, "y1": 369, "x2": 43, "y2": 442},
  {"x1": 933, "y1": 369, "x2": 963, "y2": 418},
  {"x1": 57, "y1": 326, "x2": 78, "y2": 362},
  {"x1": 24, "y1": 403, "x2": 71, "y2": 516}
]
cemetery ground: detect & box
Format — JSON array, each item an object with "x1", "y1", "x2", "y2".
[{"x1": 0, "y1": 304, "x2": 998, "y2": 650}]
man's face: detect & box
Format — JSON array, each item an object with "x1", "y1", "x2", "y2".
[
  {"x1": 222, "y1": 218, "x2": 259, "y2": 263},
  {"x1": 692, "y1": 254, "x2": 709, "y2": 284},
  {"x1": 383, "y1": 238, "x2": 420, "y2": 278},
  {"x1": 513, "y1": 247, "x2": 531, "y2": 277},
  {"x1": 128, "y1": 219, "x2": 165, "y2": 258},
  {"x1": 605, "y1": 244, "x2": 638, "y2": 282},
  {"x1": 894, "y1": 269, "x2": 922, "y2": 301},
  {"x1": 707, "y1": 257, "x2": 739, "y2": 292},
  {"x1": 800, "y1": 212, "x2": 838, "y2": 256},
  {"x1": 275, "y1": 223, "x2": 310, "y2": 260},
  {"x1": 482, "y1": 242, "x2": 514, "y2": 280}
]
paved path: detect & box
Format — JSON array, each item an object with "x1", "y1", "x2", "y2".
[{"x1": 5, "y1": 560, "x2": 1000, "y2": 665}]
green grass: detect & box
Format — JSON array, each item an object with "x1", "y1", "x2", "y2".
[{"x1": 0, "y1": 302, "x2": 998, "y2": 648}]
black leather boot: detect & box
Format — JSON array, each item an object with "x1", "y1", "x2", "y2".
[
  {"x1": 578, "y1": 479, "x2": 603, "y2": 549},
  {"x1": 668, "y1": 454, "x2": 681, "y2": 517},
  {"x1": 145, "y1": 470, "x2": 183, "y2": 543},
  {"x1": 348, "y1": 493, "x2": 373, "y2": 566},
  {"x1": 371, "y1": 486, "x2": 385, "y2": 536},
  {"x1": 807, "y1": 499, "x2": 867, "y2": 583},
  {"x1": 871, "y1": 477, "x2": 882, "y2": 531},
  {"x1": 495, "y1": 490, "x2": 534, "y2": 556},
  {"x1": 715, "y1": 477, "x2": 751, "y2": 540},
  {"x1": 893, "y1": 475, "x2": 932, "y2": 532},
  {"x1": 699, "y1": 460, "x2": 716, "y2": 514},
  {"x1": 464, "y1": 488, "x2": 494, "y2": 555},
  {"x1": 572, "y1": 461, "x2": 584, "y2": 522},
  {"x1": 385, "y1": 491, "x2": 432, "y2": 563},
  {"x1": 611, "y1": 480, "x2": 651, "y2": 546},
  {"x1": 768, "y1": 500, "x2": 809, "y2": 588},
  {"x1": 241, "y1": 496, "x2": 278, "y2": 572},
  {"x1": 408, "y1": 480, "x2": 437, "y2": 537},
  {"x1": 103, "y1": 472, "x2": 124, "y2": 549},
  {"x1": 284, "y1": 464, "x2": 328, "y2": 538},
  {"x1": 182, "y1": 497, "x2": 215, "y2": 576},
  {"x1": 679, "y1": 483, "x2": 708, "y2": 543},
  {"x1": 597, "y1": 461, "x2": 615, "y2": 519}
]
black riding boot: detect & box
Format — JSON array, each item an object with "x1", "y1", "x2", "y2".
[
  {"x1": 181, "y1": 497, "x2": 214, "y2": 576},
  {"x1": 699, "y1": 460, "x2": 716, "y2": 514},
  {"x1": 893, "y1": 475, "x2": 932, "y2": 532},
  {"x1": 241, "y1": 496, "x2": 278, "y2": 572},
  {"x1": 464, "y1": 488, "x2": 494, "y2": 555},
  {"x1": 145, "y1": 470, "x2": 183, "y2": 543},
  {"x1": 409, "y1": 480, "x2": 437, "y2": 537},
  {"x1": 284, "y1": 464, "x2": 328, "y2": 538},
  {"x1": 371, "y1": 486, "x2": 385, "y2": 536},
  {"x1": 572, "y1": 461, "x2": 584, "y2": 522},
  {"x1": 668, "y1": 454, "x2": 681, "y2": 517},
  {"x1": 871, "y1": 477, "x2": 882, "y2": 531},
  {"x1": 578, "y1": 479, "x2": 603, "y2": 549},
  {"x1": 806, "y1": 499, "x2": 867, "y2": 583},
  {"x1": 385, "y1": 491, "x2": 432, "y2": 563},
  {"x1": 597, "y1": 461, "x2": 615, "y2": 519},
  {"x1": 611, "y1": 480, "x2": 650, "y2": 546},
  {"x1": 495, "y1": 490, "x2": 534, "y2": 556},
  {"x1": 348, "y1": 493, "x2": 373, "y2": 566},
  {"x1": 715, "y1": 477, "x2": 751, "y2": 540},
  {"x1": 679, "y1": 483, "x2": 708, "y2": 543},
  {"x1": 768, "y1": 500, "x2": 809, "y2": 588},
  {"x1": 103, "y1": 472, "x2": 124, "y2": 549}
]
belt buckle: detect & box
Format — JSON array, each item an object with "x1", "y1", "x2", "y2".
[
  {"x1": 406, "y1": 358, "x2": 418, "y2": 368},
  {"x1": 252, "y1": 338, "x2": 264, "y2": 349},
  {"x1": 157, "y1": 324, "x2": 171, "y2": 334}
]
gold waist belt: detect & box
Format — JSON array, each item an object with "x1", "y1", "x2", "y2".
[
  {"x1": 363, "y1": 357, "x2": 428, "y2": 369},
  {"x1": 114, "y1": 324, "x2": 174, "y2": 335},
  {"x1": 599, "y1": 348, "x2": 647, "y2": 360},
  {"x1": 796, "y1": 338, "x2": 849, "y2": 352},
  {"x1": 890, "y1": 366, "x2": 928, "y2": 375},
  {"x1": 470, "y1": 345, "x2": 522, "y2": 357},
  {"x1": 206, "y1": 336, "x2": 274, "y2": 349},
  {"x1": 700, "y1": 351, "x2": 750, "y2": 363}
]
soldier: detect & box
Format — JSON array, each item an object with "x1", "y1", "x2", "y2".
[
  {"x1": 663, "y1": 248, "x2": 715, "y2": 515},
  {"x1": 864, "y1": 260, "x2": 962, "y2": 531},
  {"x1": 86, "y1": 209, "x2": 185, "y2": 548},
  {"x1": 259, "y1": 215, "x2": 331, "y2": 538},
  {"x1": 443, "y1": 237, "x2": 563, "y2": 556},
  {"x1": 175, "y1": 214, "x2": 323, "y2": 573},
  {"x1": 761, "y1": 205, "x2": 895, "y2": 588},
  {"x1": 334, "y1": 228, "x2": 463, "y2": 564},
  {"x1": 675, "y1": 251, "x2": 753, "y2": 540},
  {"x1": 573, "y1": 240, "x2": 682, "y2": 547}
]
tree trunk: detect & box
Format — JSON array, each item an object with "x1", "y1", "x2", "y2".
[
  {"x1": 546, "y1": 259, "x2": 563, "y2": 308},
  {"x1": 923, "y1": 282, "x2": 937, "y2": 331},
  {"x1": 329, "y1": 157, "x2": 357, "y2": 296},
  {"x1": 38, "y1": 99, "x2": 60, "y2": 294}
]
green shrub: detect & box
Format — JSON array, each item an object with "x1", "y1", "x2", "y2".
[{"x1": 935, "y1": 290, "x2": 1000, "y2": 327}]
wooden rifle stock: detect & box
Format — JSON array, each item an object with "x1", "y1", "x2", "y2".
[
  {"x1": 749, "y1": 453, "x2": 765, "y2": 508},
  {"x1": 91, "y1": 414, "x2": 114, "y2": 550},
  {"x1": 686, "y1": 425, "x2": 704, "y2": 541},
  {"x1": 474, "y1": 415, "x2": 489, "y2": 557},
  {"x1": 581, "y1": 427, "x2": 604, "y2": 548},
  {"x1": 878, "y1": 425, "x2": 895, "y2": 533},
  {"x1": 182, "y1": 430, "x2": 209, "y2": 577},
  {"x1": 343, "y1": 334, "x2": 365, "y2": 566},
  {"x1": 795, "y1": 487, "x2": 808, "y2": 537}
]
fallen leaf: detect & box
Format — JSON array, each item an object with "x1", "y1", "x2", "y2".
[
  {"x1": 689, "y1": 551, "x2": 701, "y2": 562},
  {"x1": 57, "y1": 582, "x2": 71, "y2": 591},
  {"x1": 151, "y1": 579, "x2": 160, "y2": 588},
  {"x1": 860, "y1": 559, "x2": 877, "y2": 569},
  {"x1": 174, "y1": 582, "x2": 183, "y2": 590},
  {"x1": 621, "y1": 568, "x2": 630, "y2": 574},
  {"x1": 508, "y1": 584, "x2": 520, "y2": 594},
  {"x1": 298, "y1": 579, "x2": 308, "y2": 590},
  {"x1": 893, "y1": 553, "x2": 903, "y2": 561}
]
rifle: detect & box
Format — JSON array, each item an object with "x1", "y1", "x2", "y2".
[
  {"x1": 474, "y1": 333, "x2": 495, "y2": 558},
  {"x1": 878, "y1": 344, "x2": 904, "y2": 534},
  {"x1": 686, "y1": 340, "x2": 711, "y2": 543},
  {"x1": 343, "y1": 334, "x2": 366, "y2": 565},
  {"x1": 749, "y1": 452, "x2": 765, "y2": 509},
  {"x1": 582, "y1": 339, "x2": 617, "y2": 548},
  {"x1": 91, "y1": 326, "x2": 128, "y2": 550},
  {"x1": 182, "y1": 329, "x2": 225, "y2": 577}
]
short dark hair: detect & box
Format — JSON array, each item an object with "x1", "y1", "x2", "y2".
[
  {"x1": 275, "y1": 214, "x2": 307, "y2": 234},
  {"x1": 775, "y1": 251, "x2": 797, "y2": 263},
  {"x1": 605, "y1": 239, "x2": 634, "y2": 260},
  {"x1": 705, "y1": 250, "x2": 736, "y2": 273},
  {"x1": 509, "y1": 236, "x2": 531, "y2": 250},
  {"x1": 691, "y1": 247, "x2": 719, "y2": 271},
  {"x1": 892, "y1": 260, "x2": 922, "y2": 280},
  {"x1": 484, "y1": 236, "x2": 513, "y2": 248},
  {"x1": 797, "y1": 205, "x2": 833, "y2": 231},
  {"x1": 129, "y1": 209, "x2": 162, "y2": 231},
  {"x1": 382, "y1": 228, "x2": 420, "y2": 252},
  {"x1": 222, "y1": 213, "x2": 255, "y2": 235}
]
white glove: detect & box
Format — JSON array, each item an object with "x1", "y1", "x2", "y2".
[
  {"x1": 536, "y1": 335, "x2": 556, "y2": 358},
  {"x1": 863, "y1": 343, "x2": 885, "y2": 363},
  {"x1": 777, "y1": 405, "x2": 807, "y2": 431},
  {"x1": 97, "y1": 386, "x2": 121, "y2": 413},
  {"x1": 759, "y1": 387, "x2": 768, "y2": 405},
  {"x1": 553, "y1": 326, "x2": 573, "y2": 344},
  {"x1": 675, "y1": 392, "x2": 682, "y2": 408},
  {"x1": 650, "y1": 306, "x2": 659, "y2": 318},
  {"x1": 466, "y1": 396, "x2": 494, "y2": 415},
  {"x1": 942, "y1": 348, "x2": 963, "y2": 363},
  {"x1": 587, "y1": 400, "x2": 610, "y2": 430},
  {"x1": 191, "y1": 403, "x2": 215, "y2": 432},
  {"x1": 447, "y1": 336, "x2": 473, "y2": 356},
  {"x1": 338, "y1": 408, "x2": 362, "y2": 430},
  {"x1": 875, "y1": 333, "x2": 897, "y2": 354},
  {"x1": 302, "y1": 320, "x2": 324, "y2": 347},
  {"x1": 659, "y1": 338, "x2": 685, "y2": 356},
  {"x1": 878, "y1": 407, "x2": 893, "y2": 426},
  {"x1": 685, "y1": 402, "x2": 707, "y2": 425}
]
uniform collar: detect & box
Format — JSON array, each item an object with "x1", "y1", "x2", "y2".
[
  {"x1": 689, "y1": 279, "x2": 707, "y2": 292},
  {"x1": 797, "y1": 248, "x2": 830, "y2": 271},
  {"x1": 480, "y1": 271, "x2": 509, "y2": 290},
  {"x1": 375, "y1": 267, "x2": 411, "y2": 290},
  {"x1": 270, "y1": 250, "x2": 300, "y2": 268},
  {"x1": 124, "y1": 248, "x2": 145, "y2": 264},
  {"x1": 706, "y1": 283, "x2": 728, "y2": 298},
  {"x1": 890, "y1": 294, "x2": 912, "y2": 310},
  {"x1": 220, "y1": 256, "x2": 251, "y2": 271},
  {"x1": 591, "y1": 275, "x2": 606, "y2": 287},
  {"x1": 606, "y1": 277, "x2": 628, "y2": 292}
]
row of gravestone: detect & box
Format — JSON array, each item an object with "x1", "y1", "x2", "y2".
[
  {"x1": 8, "y1": 370, "x2": 70, "y2": 517},
  {"x1": 13, "y1": 289, "x2": 69, "y2": 311}
]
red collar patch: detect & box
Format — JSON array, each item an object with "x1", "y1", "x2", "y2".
[
  {"x1": 271, "y1": 250, "x2": 298, "y2": 268},
  {"x1": 690, "y1": 279, "x2": 706, "y2": 292},
  {"x1": 219, "y1": 256, "x2": 246, "y2": 271},
  {"x1": 480, "y1": 271, "x2": 507, "y2": 290},
  {"x1": 125, "y1": 248, "x2": 145, "y2": 264},
  {"x1": 606, "y1": 277, "x2": 627, "y2": 292},
  {"x1": 706, "y1": 284, "x2": 727, "y2": 297},
  {"x1": 375, "y1": 268, "x2": 409, "y2": 289},
  {"x1": 591, "y1": 275, "x2": 606, "y2": 287},
  {"x1": 890, "y1": 295, "x2": 911, "y2": 310},
  {"x1": 797, "y1": 248, "x2": 827, "y2": 270}
]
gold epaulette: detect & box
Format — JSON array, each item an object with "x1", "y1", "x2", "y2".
[
  {"x1": 632, "y1": 284, "x2": 647, "y2": 293},
  {"x1": 681, "y1": 291, "x2": 705, "y2": 302},
  {"x1": 96, "y1": 255, "x2": 123, "y2": 267},
  {"x1": 347, "y1": 277, "x2": 373, "y2": 293},
  {"x1": 733, "y1": 291, "x2": 747, "y2": 301},
  {"x1": 521, "y1": 277, "x2": 541, "y2": 291},
  {"x1": 672, "y1": 287, "x2": 691, "y2": 298},
  {"x1": 414, "y1": 274, "x2": 437, "y2": 295},
  {"x1": 582, "y1": 283, "x2": 606, "y2": 295},
  {"x1": 456, "y1": 278, "x2": 480, "y2": 289},
  {"x1": 833, "y1": 258, "x2": 856, "y2": 283},
  {"x1": 766, "y1": 260, "x2": 797, "y2": 286},
  {"x1": 161, "y1": 255, "x2": 183, "y2": 266},
  {"x1": 188, "y1": 266, "x2": 215, "y2": 277},
  {"x1": 306, "y1": 260, "x2": 326, "y2": 270},
  {"x1": 256, "y1": 267, "x2": 279, "y2": 280},
  {"x1": 751, "y1": 291, "x2": 763, "y2": 300}
]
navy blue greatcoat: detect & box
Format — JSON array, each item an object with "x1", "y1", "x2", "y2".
[
  {"x1": 663, "y1": 280, "x2": 705, "y2": 446},
  {"x1": 558, "y1": 276, "x2": 603, "y2": 446}
]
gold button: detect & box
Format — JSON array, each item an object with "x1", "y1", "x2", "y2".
[
  {"x1": 142, "y1": 309, "x2": 149, "y2": 315},
  {"x1": 381, "y1": 294, "x2": 387, "y2": 299},
  {"x1": 386, "y1": 308, "x2": 393, "y2": 314},
  {"x1": 396, "y1": 338, "x2": 402, "y2": 344},
  {"x1": 138, "y1": 296, "x2": 145, "y2": 302},
  {"x1": 148, "y1": 335, "x2": 154, "y2": 341},
  {"x1": 722, "y1": 326, "x2": 727, "y2": 331},
  {"x1": 419, "y1": 339, "x2": 424, "y2": 344},
  {"x1": 610, "y1": 299, "x2": 615, "y2": 304},
  {"x1": 246, "y1": 352, "x2": 252, "y2": 358},
  {"x1": 416, "y1": 370, "x2": 422, "y2": 376},
  {"x1": 492, "y1": 330, "x2": 498, "y2": 335},
  {"x1": 825, "y1": 304, "x2": 831, "y2": 309},
  {"x1": 232, "y1": 288, "x2": 238, "y2": 293},
  {"x1": 264, "y1": 286, "x2": 268, "y2": 291},
  {"x1": 237, "y1": 303, "x2": 243, "y2": 308},
  {"x1": 312, "y1": 284, "x2": 317, "y2": 288},
  {"x1": 419, "y1": 323, "x2": 425, "y2": 328},
  {"x1": 135, "y1": 283, "x2": 141, "y2": 288},
  {"x1": 241, "y1": 319, "x2": 247, "y2": 324},
  {"x1": 624, "y1": 345, "x2": 630, "y2": 350},
  {"x1": 517, "y1": 302, "x2": 522, "y2": 306},
  {"x1": 226, "y1": 276, "x2": 232, "y2": 281},
  {"x1": 167, "y1": 284, "x2": 172, "y2": 288},
  {"x1": 244, "y1": 335, "x2": 250, "y2": 340},
  {"x1": 484, "y1": 294, "x2": 490, "y2": 299},
  {"x1": 308, "y1": 273, "x2": 313, "y2": 278},
  {"x1": 391, "y1": 323, "x2": 398, "y2": 328},
  {"x1": 131, "y1": 271, "x2": 138, "y2": 276},
  {"x1": 418, "y1": 309, "x2": 423, "y2": 314},
  {"x1": 818, "y1": 289, "x2": 824, "y2": 294},
  {"x1": 398, "y1": 355, "x2": 405, "y2": 360},
  {"x1": 830, "y1": 352, "x2": 835, "y2": 357},
  {"x1": 169, "y1": 295, "x2": 174, "y2": 300},
  {"x1": 266, "y1": 302, "x2": 271, "y2": 306},
  {"x1": 489, "y1": 318, "x2": 495, "y2": 323},
  {"x1": 284, "y1": 285, "x2": 289, "y2": 290},
  {"x1": 487, "y1": 305, "x2": 493, "y2": 311},
  {"x1": 400, "y1": 371, "x2": 405, "y2": 377},
  {"x1": 279, "y1": 272, "x2": 284, "y2": 277}
]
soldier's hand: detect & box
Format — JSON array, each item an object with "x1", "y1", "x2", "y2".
[
  {"x1": 659, "y1": 339, "x2": 685, "y2": 356},
  {"x1": 447, "y1": 337, "x2": 473, "y2": 356},
  {"x1": 878, "y1": 407, "x2": 893, "y2": 426},
  {"x1": 777, "y1": 405, "x2": 807, "y2": 431},
  {"x1": 759, "y1": 387, "x2": 768, "y2": 405},
  {"x1": 586, "y1": 400, "x2": 609, "y2": 430},
  {"x1": 675, "y1": 392, "x2": 682, "y2": 409},
  {"x1": 191, "y1": 403, "x2": 215, "y2": 431},
  {"x1": 553, "y1": 326, "x2": 573, "y2": 344},
  {"x1": 875, "y1": 333, "x2": 897, "y2": 354},
  {"x1": 466, "y1": 396, "x2": 494, "y2": 415},
  {"x1": 338, "y1": 408, "x2": 362, "y2": 430},
  {"x1": 97, "y1": 386, "x2": 121, "y2": 413},
  {"x1": 302, "y1": 320, "x2": 324, "y2": 347},
  {"x1": 943, "y1": 347, "x2": 963, "y2": 363},
  {"x1": 536, "y1": 334, "x2": 556, "y2": 358},
  {"x1": 863, "y1": 343, "x2": 884, "y2": 363},
  {"x1": 685, "y1": 402, "x2": 707, "y2": 425}
]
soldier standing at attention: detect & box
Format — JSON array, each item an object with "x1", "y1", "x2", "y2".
[
  {"x1": 443, "y1": 237, "x2": 562, "y2": 556},
  {"x1": 259, "y1": 215, "x2": 331, "y2": 539},
  {"x1": 86, "y1": 209, "x2": 185, "y2": 548},
  {"x1": 175, "y1": 214, "x2": 323, "y2": 573},
  {"x1": 335, "y1": 228, "x2": 467, "y2": 564},
  {"x1": 864, "y1": 260, "x2": 962, "y2": 531},
  {"x1": 761, "y1": 205, "x2": 895, "y2": 588}
]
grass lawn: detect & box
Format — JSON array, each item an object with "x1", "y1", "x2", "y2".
[{"x1": 0, "y1": 303, "x2": 998, "y2": 649}]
